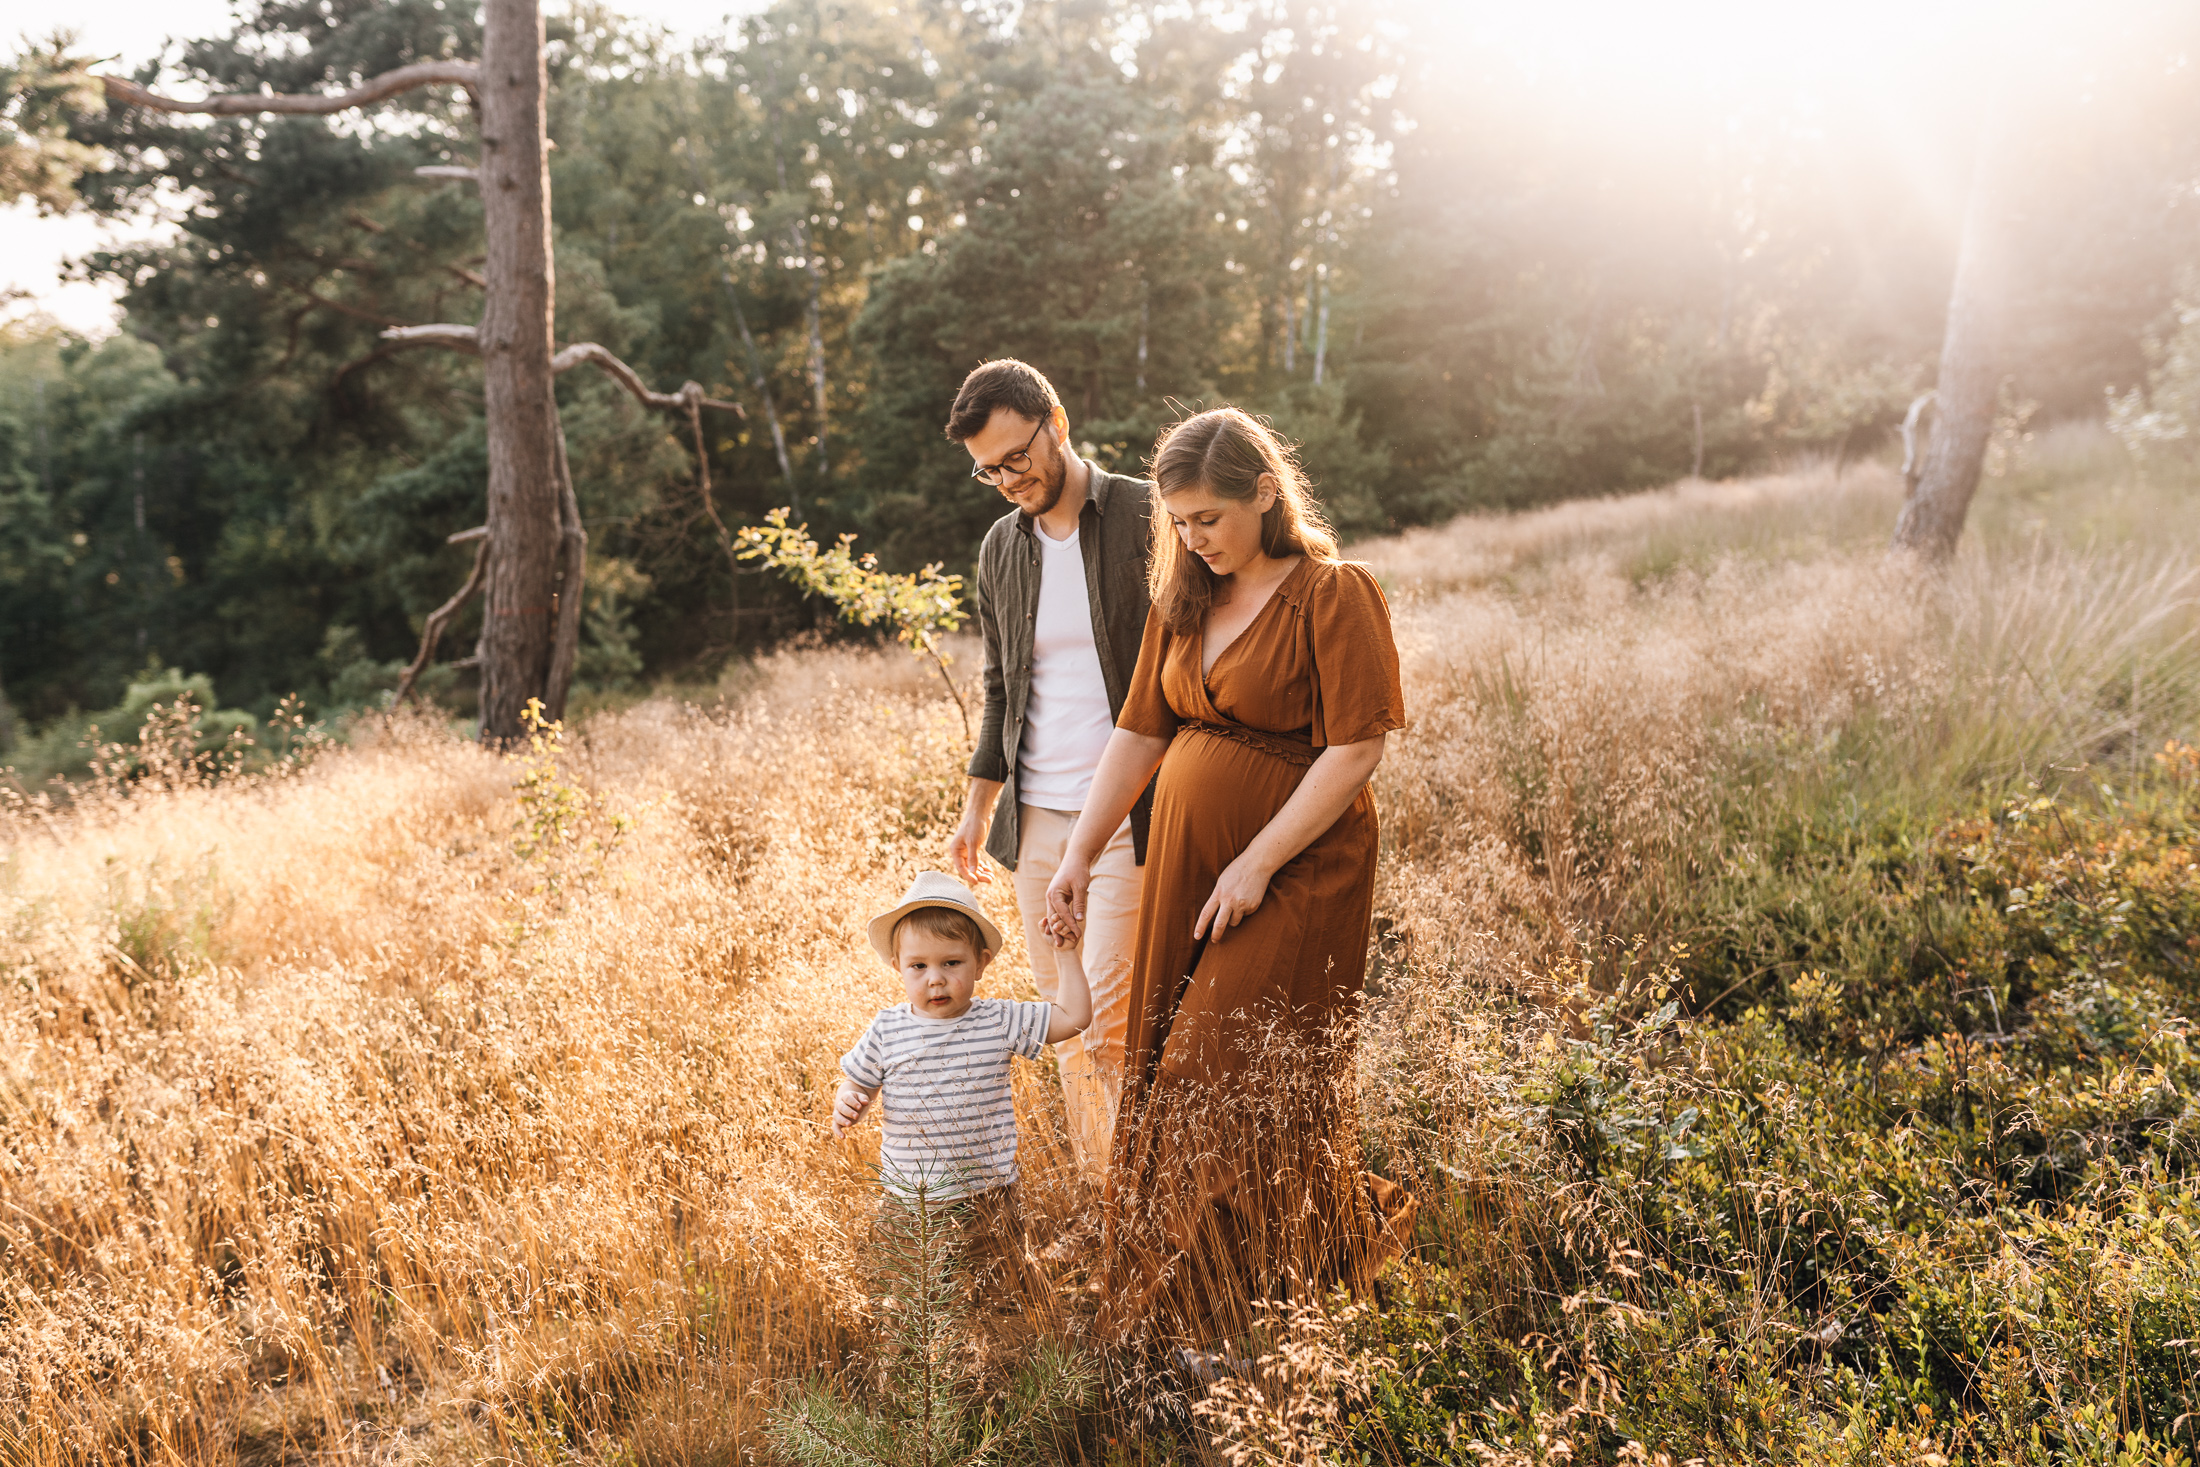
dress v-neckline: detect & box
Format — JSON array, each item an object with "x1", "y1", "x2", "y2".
[{"x1": 1200, "y1": 557, "x2": 1304, "y2": 684}]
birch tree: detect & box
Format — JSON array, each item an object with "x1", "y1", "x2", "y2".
[{"x1": 1891, "y1": 117, "x2": 2016, "y2": 561}]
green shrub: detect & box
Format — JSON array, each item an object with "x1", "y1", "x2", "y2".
[
  {"x1": 1336, "y1": 743, "x2": 2200, "y2": 1463},
  {"x1": 5, "y1": 666, "x2": 255, "y2": 785}
]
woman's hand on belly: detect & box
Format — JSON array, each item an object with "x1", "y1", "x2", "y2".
[
  {"x1": 1190, "y1": 735, "x2": 1387, "y2": 942},
  {"x1": 1194, "y1": 852, "x2": 1275, "y2": 942}
]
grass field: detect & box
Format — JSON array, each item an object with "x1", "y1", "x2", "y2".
[{"x1": 5, "y1": 431, "x2": 2199, "y2": 1464}]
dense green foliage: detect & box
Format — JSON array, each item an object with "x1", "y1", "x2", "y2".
[
  {"x1": 1345, "y1": 748, "x2": 2200, "y2": 1462},
  {"x1": 4, "y1": 0, "x2": 2200, "y2": 744}
]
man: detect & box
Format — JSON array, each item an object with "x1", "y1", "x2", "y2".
[{"x1": 945, "y1": 358, "x2": 1154, "y2": 1185}]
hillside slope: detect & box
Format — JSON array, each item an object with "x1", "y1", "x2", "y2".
[{"x1": 4, "y1": 445, "x2": 2198, "y2": 1463}]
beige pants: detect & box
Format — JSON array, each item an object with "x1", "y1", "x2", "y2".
[{"x1": 1014, "y1": 804, "x2": 1138, "y2": 1183}]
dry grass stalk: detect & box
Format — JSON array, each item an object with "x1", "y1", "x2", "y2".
[{"x1": 2, "y1": 453, "x2": 2194, "y2": 1459}]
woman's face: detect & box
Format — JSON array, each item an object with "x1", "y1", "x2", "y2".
[{"x1": 1164, "y1": 477, "x2": 1280, "y2": 579}]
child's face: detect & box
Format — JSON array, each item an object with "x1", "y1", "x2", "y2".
[{"x1": 896, "y1": 928, "x2": 991, "y2": 1020}]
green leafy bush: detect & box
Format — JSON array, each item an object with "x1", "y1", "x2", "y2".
[
  {"x1": 1341, "y1": 742, "x2": 2200, "y2": 1463},
  {"x1": 5, "y1": 666, "x2": 255, "y2": 785}
]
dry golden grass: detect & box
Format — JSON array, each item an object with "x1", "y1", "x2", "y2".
[
  {"x1": 3, "y1": 446, "x2": 2196, "y2": 1462},
  {"x1": 1370, "y1": 455, "x2": 2197, "y2": 974}
]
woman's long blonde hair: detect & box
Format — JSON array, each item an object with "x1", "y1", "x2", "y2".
[{"x1": 1147, "y1": 407, "x2": 1340, "y2": 635}]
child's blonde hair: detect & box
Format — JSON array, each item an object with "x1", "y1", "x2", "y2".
[{"x1": 890, "y1": 905, "x2": 988, "y2": 960}]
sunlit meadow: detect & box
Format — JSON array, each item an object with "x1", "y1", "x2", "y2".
[{"x1": 5, "y1": 434, "x2": 2199, "y2": 1464}]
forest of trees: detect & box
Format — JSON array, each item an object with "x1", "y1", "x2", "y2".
[{"x1": 4, "y1": 0, "x2": 2200, "y2": 733}]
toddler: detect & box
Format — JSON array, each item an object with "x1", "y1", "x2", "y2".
[{"x1": 834, "y1": 871, "x2": 1090, "y2": 1204}]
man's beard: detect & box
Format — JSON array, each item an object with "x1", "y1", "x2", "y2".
[{"x1": 1004, "y1": 441, "x2": 1067, "y2": 516}]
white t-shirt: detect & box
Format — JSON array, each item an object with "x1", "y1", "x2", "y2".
[
  {"x1": 1018, "y1": 524, "x2": 1116, "y2": 811},
  {"x1": 839, "y1": 997, "x2": 1053, "y2": 1200}
]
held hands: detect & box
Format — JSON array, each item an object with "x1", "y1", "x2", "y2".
[
  {"x1": 1041, "y1": 911, "x2": 1093, "y2": 1041},
  {"x1": 1194, "y1": 853, "x2": 1274, "y2": 942},
  {"x1": 1044, "y1": 853, "x2": 1092, "y2": 943},
  {"x1": 831, "y1": 1079, "x2": 873, "y2": 1138}
]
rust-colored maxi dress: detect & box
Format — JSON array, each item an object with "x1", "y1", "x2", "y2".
[{"x1": 1100, "y1": 556, "x2": 1416, "y2": 1340}]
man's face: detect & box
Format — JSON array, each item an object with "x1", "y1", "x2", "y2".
[{"x1": 966, "y1": 407, "x2": 1067, "y2": 517}]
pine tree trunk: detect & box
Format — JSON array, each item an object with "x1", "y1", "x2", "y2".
[
  {"x1": 769, "y1": 127, "x2": 829, "y2": 486},
  {"x1": 726, "y1": 273, "x2": 799, "y2": 509},
  {"x1": 1892, "y1": 121, "x2": 2011, "y2": 560},
  {"x1": 800, "y1": 237, "x2": 829, "y2": 482},
  {"x1": 474, "y1": 0, "x2": 566, "y2": 741}
]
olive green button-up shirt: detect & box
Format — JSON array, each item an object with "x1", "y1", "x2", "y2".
[{"x1": 967, "y1": 467, "x2": 1157, "y2": 872}]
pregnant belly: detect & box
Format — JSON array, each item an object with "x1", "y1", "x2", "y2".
[{"x1": 1151, "y1": 725, "x2": 1312, "y2": 862}]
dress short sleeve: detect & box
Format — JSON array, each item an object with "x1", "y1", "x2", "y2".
[
  {"x1": 1115, "y1": 607, "x2": 1182, "y2": 740},
  {"x1": 1308, "y1": 562, "x2": 1407, "y2": 748}
]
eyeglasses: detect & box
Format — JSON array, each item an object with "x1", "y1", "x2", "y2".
[{"x1": 969, "y1": 416, "x2": 1048, "y2": 485}]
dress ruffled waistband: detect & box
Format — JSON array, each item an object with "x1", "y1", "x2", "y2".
[{"x1": 1176, "y1": 720, "x2": 1317, "y2": 769}]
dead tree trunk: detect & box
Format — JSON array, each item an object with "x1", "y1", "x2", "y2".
[
  {"x1": 101, "y1": 16, "x2": 566, "y2": 743},
  {"x1": 543, "y1": 418, "x2": 587, "y2": 720},
  {"x1": 1892, "y1": 120, "x2": 2013, "y2": 561},
  {"x1": 104, "y1": 20, "x2": 743, "y2": 738},
  {"x1": 1899, "y1": 391, "x2": 1938, "y2": 495},
  {"x1": 473, "y1": 0, "x2": 564, "y2": 740},
  {"x1": 374, "y1": 328, "x2": 741, "y2": 703}
]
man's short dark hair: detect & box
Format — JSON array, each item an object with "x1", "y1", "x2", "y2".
[{"x1": 945, "y1": 359, "x2": 1062, "y2": 441}]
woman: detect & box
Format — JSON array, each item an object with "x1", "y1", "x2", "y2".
[{"x1": 1046, "y1": 407, "x2": 1414, "y2": 1343}]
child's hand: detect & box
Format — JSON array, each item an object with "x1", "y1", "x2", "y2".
[
  {"x1": 832, "y1": 1080, "x2": 873, "y2": 1138},
  {"x1": 1041, "y1": 912, "x2": 1081, "y2": 950}
]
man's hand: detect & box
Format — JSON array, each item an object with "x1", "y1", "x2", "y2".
[
  {"x1": 832, "y1": 1080, "x2": 873, "y2": 1138},
  {"x1": 949, "y1": 778, "x2": 1003, "y2": 885},
  {"x1": 1045, "y1": 852, "x2": 1092, "y2": 943}
]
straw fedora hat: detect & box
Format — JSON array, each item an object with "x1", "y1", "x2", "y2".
[{"x1": 866, "y1": 871, "x2": 1005, "y2": 964}]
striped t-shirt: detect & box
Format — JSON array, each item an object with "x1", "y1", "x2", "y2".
[{"x1": 840, "y1": 997, "x2": 1052, "y2": 1200}]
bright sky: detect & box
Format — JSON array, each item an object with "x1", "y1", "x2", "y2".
[
  {"x1": 1452, "y1": 0, "x2": 2059, "y2": 91},
  {"x1": 2, "y1": 0, "x2": 763, "y2": 333},
  {"x1": 0, "y1": 0, "x2": 2091, "y2": 333}
]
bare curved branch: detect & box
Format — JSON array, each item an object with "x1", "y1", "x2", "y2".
[
  {"x1": 394, "y1": 535, "x2": 489, "y2": 707},
  {"x1": 550, "y1": 341, "x2": 745, "y2": 415},
  {"x1": 380, "y1": 322, "x2": 482, "y2": 355},
  {"x1": 99, "y1": 61, "x2": 479, "y2": 118},
  {"x1": 367, "y1": 325, "x2": 743, "y2": 417}
]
